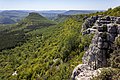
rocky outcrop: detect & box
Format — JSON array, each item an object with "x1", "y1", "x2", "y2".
[
  {"x1": 83, "y1": 24, "x2": 119, "y2": 69},
  {"x1": 72, "y1": 15, "x2": 120, "y2": 80},
  {"x1": 81, "y1": 16, "x2": 98, "y2": 32},
  {"x1": 71, "y1": 64, "x2": 101, "y2": 80}
]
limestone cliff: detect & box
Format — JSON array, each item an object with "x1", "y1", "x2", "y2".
[{"x1": 72, "y1": 16, "x2": 120, "y2": 80}]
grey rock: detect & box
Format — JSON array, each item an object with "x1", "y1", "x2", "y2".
[
  {"x1": 92, "y1": 26, "x2": 98, "y2": 29},
  {"x1": 98, "y1": 26, "x2": 105, "y2": 32},
  {"x1": 83, "y1": 16, "x2": 88, "y2": 20},
  {"x1": 107, "y1": 24, "x2": 117, "y2": 33},
  {"x1": 71, "y1": 64, "x2": 101, "y2": 80},
  {"x1": 72, "y1": 16, "x2": 120, "y2": 80},
  {"x1": 117, "y1": 26, "x2": 120, "y2": 34},
  {"x1": 116, "y1": 17, "x2": 120, "y2": 24},
  {"x1": 98, "y1": 42, "x2": 109, "y2": 49},
  {"x1": 81, "y1": 16, "x2": 98, "y2": 32},
  {"x1": 106, "y1": 16, "x2": 111, "y2": 21}
]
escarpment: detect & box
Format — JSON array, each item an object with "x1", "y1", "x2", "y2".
[{"x1": 72, "y1": 16, "x2": 120, "y2": 80}]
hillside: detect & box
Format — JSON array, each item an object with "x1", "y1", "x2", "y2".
[
  {"x1": 90, "y1": 6, "x2": 120, "y2": 17},
  {"x1": 0, "y1": 10, "x2": 29, "y2": 24},
  {"x1": 0, "y1": 13, "x2": 55, "y2": 51},
  {"x1": 0, "y1": 12, "x2": 93, "y2": 80},
  {"x1": 63, "y1": 10, "x2": 98, "y2": 15},
  {"x1": 0, "y1": 17, "x2": 15, "y2": 24}
]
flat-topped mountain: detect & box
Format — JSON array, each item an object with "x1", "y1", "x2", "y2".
[{"x1": 22, "y1": 12, "x2": 55, "y2": 24}]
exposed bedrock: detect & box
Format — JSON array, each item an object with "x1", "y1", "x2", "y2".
[{"x1": 72, "y1": 15, "x2": 120, "y2": 80}]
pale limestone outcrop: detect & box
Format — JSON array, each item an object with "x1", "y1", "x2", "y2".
[{"x1": 72, "y1": 15, "x2": 120, "y2": 80}]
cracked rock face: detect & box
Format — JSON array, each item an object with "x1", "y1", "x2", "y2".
[
  {"x1": 72, "y1": 15, "x2": 120, "y2": 80},
  {"x1": 83, "y1": 24, "x2": 119, "y2": 69},
  {"x1": 81, "y1": 16, "x2": 98, "y2": 32},
  {"x1": 82, "y1": 16, "x2": 120, "y2": 69}
]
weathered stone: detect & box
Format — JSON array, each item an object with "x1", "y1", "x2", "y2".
[
  {"x1": 98, "y1": 37, "x2": 107, "y2": 42},
  {"x1": 73, "y1": 16, "x2": 120, "y2": 80},
  {"x1": 81, "y1": 16, "x2": 98, "y2": 32},
  {"x1": 110, "y1": 16, "x2": 116, "y2": 22},
  {"x1": 99, "y1": 21, "x2": 111, "y2": 24},
  {"x1": 98, "y1": 32, "x2": 107, "y2": 39},
  {"x1": 98, "y1": 25, "x2": 107, "y2": 32},
  {"x1": 116, "y1": 17, "x2": 120, "y2": 24},
  {"x1": 106, "y1": 16, "x2": 111, "y2": 21},
  {"x1": 117, "y1": 26, "x2": 120, "y2": 34},
  {"x1": 82, "y1": 28, "x2": 97, "y2": 35},
  {"x1": 71, "y1": 64, "x2": 101, "y2": 80},
  {"x1": 100, "y1": 17, "x2": 106, "y2": 21},
  {"x1": 109, "y1": 33, "x2": 117, "y2": 42},
  {"x1": 91, "y1": 16, "x2": 98, "y2": 23},
  {"x1": 81, "y1": 20, "x2": 90, "y2": 31},
  {"x1": 89, "y1": 29, "x2": 97, "y2": 34},
  {"x1": 98, "y1": 42, "x2": 103, "y2": 48},
  {"x1": 98, "y1": 26, "x2": 104, "y2": 32},
  {"x1": 98, "y1": 42, "x2": 109, "y2": 49},
  {"x1": 96, "y1": 20, "x2": 102, "y2": 26},
  {"x1": 107, "y1": 24, "x2": 117, "y2": 33},
  {"x1": 92, "y1": 26, "x2": 97, "y2": 29}
]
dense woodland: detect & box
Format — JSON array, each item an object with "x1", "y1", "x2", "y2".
[{"x1": 0, "y1": 6, "x2": 120, "y2": 80}]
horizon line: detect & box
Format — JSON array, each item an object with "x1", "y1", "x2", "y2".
[{"x1": 0, "y1": 9, "x2": 105, "y2": 11}]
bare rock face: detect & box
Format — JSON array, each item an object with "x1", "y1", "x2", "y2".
[
  {"x1": 72, "y1": 15, "x2": 120, "y2": 80},
  {"x1": 82, "y1": 16, "x2": 120, "y2": 69},
  {"x1": 82, "y1": 24, "x2": 119, "y2": 69},
  {"x1": 81, "y1": 16, "x2": 98, "y2": 32}
]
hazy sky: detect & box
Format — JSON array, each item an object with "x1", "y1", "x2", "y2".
[{"x1": 0, "y1": 0, "x2": 120, "y2": 10}]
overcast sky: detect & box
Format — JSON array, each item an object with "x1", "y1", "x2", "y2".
[{"x1": 0, "y1": 0, "x2": 120, "y2": 10}]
